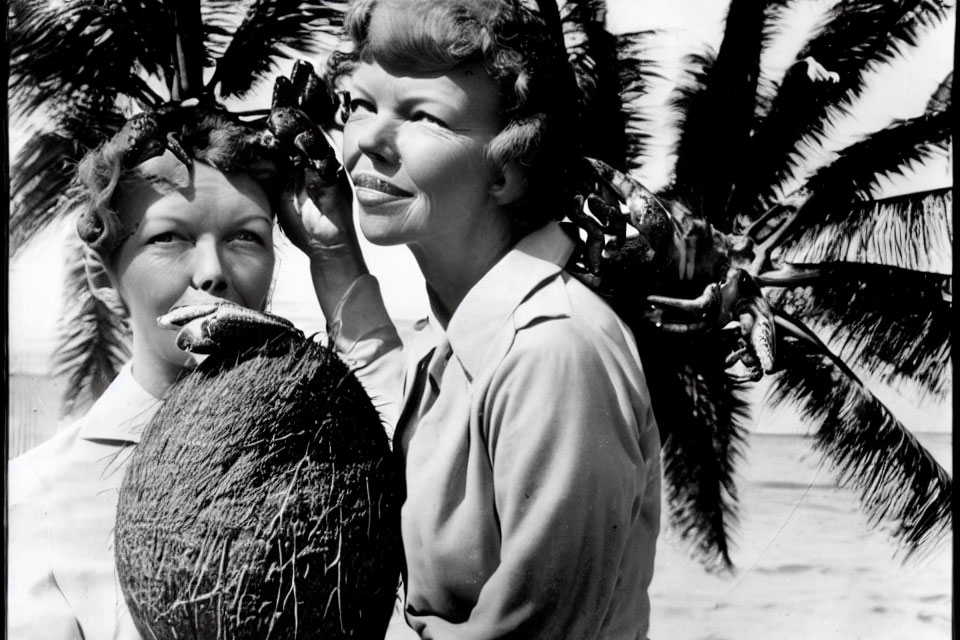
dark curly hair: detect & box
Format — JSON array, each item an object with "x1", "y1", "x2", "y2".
[
  {"x1": 75, "y1": 107, "x2": 289, "y2": 257},
  {"x1": 329, "y1": 0, "x2": 579, "y2": 232}
]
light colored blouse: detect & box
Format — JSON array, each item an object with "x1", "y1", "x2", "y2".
[
  {"x1": 8, "y1": 363, "x2": 159, "y2": 640},
  {"x1": 332, "y1": 221, "x2": 662, "y2": 639}
]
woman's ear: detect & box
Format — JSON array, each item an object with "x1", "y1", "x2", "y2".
[
  {"x1": 489, "y1": 161, "x2": 526, "y2": 206},
  {"x1": 83, "y1": 248, "x2": 129, "y2": 318}
]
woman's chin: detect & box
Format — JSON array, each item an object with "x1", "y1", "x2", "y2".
[{"x1": 357, "y1": 216, "x2": 408, "y2": 247}]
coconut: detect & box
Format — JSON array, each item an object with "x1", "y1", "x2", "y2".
[{"x1": 115, "y1": 333, "x2": 401, "y2": 639}]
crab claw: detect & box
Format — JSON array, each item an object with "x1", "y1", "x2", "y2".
[
  {"x1": 289, "y1": 59, "x2": 338, "y2": 126},
  {"x1": 164, "y1": 132, "x2": 191, "y2": 167},
  {"x1": 738, "y1": 288, "x2": 776, "y2": 374},
  {"x1": 645, "y1": 269, "x2": 777, "y2": 375},
  {"x1": 272, "y1": 75, "x2": 297, "y2": 110},
  {"x1": 267, "y1": 68, "x2": 342, "y2": 183},
  {"x1": 117, "y1": 107, "x2": 194, "y2": 169},
  {"x1": 119, "y1": 113, "x2": 168, "y2": 168},
  {"x1": 158, "y1": 302, "x2": 304, "y2": 354}
]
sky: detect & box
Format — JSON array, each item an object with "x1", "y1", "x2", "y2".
[{"x1": 7, "y1": 0, "x2": 954, "y2": 432}]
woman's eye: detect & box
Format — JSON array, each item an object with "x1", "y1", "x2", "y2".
[
  {"x1": 412, "y1": 112, "x2": 448, "y2": 128},
  {"x1": 147, "y1": 232, "x2": 178, "y2": 244},
  {"x1": 232, "y1": 230, "x2": 265, "y2": 245}
]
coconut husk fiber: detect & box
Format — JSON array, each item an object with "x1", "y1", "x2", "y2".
[{"x1": 115, "y1": 334, "x2": 401, "y2": 639}]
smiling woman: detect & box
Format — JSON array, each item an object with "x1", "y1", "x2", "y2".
[
  {"x1": 345, "y1": 61, "x2": 502, "y2": 254},
  {"x1": 275, "y1": 0, "x2": 663, "y2": 638}
]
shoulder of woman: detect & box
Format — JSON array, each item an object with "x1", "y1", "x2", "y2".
[
  {"x1": 9, "y1": 418, "x2": 89, "y2": 498},
  {"x1": 508, "y1": 274, "x2": 637, "y2": 356}
]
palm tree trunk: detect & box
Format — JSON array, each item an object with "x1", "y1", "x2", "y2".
[{"x1": 167, "y1": 0, "x2": 204, "y2": 100}]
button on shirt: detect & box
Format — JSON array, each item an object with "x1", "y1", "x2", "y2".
[
  {"x1": 331, "y1": 221, "x2": 662, "y2": 639},
  {"x1": 8, "y1": 364, "x2": 160, "y2": 640}
]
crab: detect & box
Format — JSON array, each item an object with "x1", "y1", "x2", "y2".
[
  {"x1": 75, "y1": 101, "x2": 201, "y2": 252},
  {"x1": 159, "y1": 302, "x2": 305, "y2": 354},
  {"x1": 266, "y1": 60, "x2": 343, "y2": 184},
  {"x1": 115, "y1": 103, "x2": 193, "y2": 169},
  {"x1": 566, "y1": 158, "x2": 778, "y2": 382}
]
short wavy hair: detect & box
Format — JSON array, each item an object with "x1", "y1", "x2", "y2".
[
  {"x1": 330, "y1": 0, "x2": 579, "y2": 232},
  {"x1": 75, "y1": 107, "x2": 286, "y2": 258}
]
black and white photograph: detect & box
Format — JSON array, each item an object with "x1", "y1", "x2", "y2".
[{"x1": 7, "y1": 1, "x2": 953, "y2": 639}]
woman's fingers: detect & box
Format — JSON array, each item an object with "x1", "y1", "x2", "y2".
[{"x1": 277, "y1": 167, "x2": 358, "y2": 261}]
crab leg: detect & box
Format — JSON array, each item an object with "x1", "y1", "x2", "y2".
[
  {"x1": 159, "y1": 302, "x2": 303, "y2": 354},
  {"x1": 645, "y1": 270, "x2": 777, "y2": 374}
]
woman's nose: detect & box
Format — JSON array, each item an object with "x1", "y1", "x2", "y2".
[
  {"x1": 356, "y1": 116, "x2": 398, "y2": 164},
  {"x1": 191, "y1": 239, "x2": 228, "y2": 294}
]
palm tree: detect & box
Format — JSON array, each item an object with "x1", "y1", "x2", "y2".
[
  {"x1": 546, "y1": 0, "x2": 952, "y2": 571},
  {"x1": 9, "y1": 0, "x2": 952, "y2": 572}
]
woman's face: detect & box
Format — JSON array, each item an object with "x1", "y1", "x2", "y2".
[
  {"x1": 109, "y1": 156, "x2": 275, "y2": 374},
  {"x1": 342, "y1": 59, "x2": 503, "y2": 249}
]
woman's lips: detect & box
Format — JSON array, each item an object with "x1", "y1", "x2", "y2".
[{"x1": 352, "y1": 173, "x2": 414, "y2": 197}]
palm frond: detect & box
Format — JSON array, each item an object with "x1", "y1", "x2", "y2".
[
  {"x1": 768, "y1": 325, "x2": 952, "y2": 554},
  {"x1": 671, "y1": 0, "x2": 767, "y2": 230},
  {"x1": 617, "y1": 30, "x2": 663, "y2": 171},
  {"x1": 626, "y1": 322, "x2": 751, "y2": 571},
  {"x1": 798, "y1": 110, "x2": 952, "y2": 214},
  {"x1": 207, "y1": 0, "x2": 348, "y2": 98},
  {"x1": 53, "y1": 238, "x2": 132, "y2": 418},
  {"x1": 753, "y1": 0, "x2": 815, "y2": 121},
  {"x1": 734, "y1": 0, "x2": 950, "y2": 218},
  {"x1": 201, "y1": 0, "x2": 251, "y2": 63},
  {"x1": 765, "y1": 263, "x2": 951, "y2": 398},
  {"x1": 8, "y1": 0, "x2": 170, "y2": 117},
  {"x1": 11, "y1": 136, "x2": 87, "y2": 253},
  {"x1": 559, "y1": 0, "x2": 632, "y2": 167},
  {"x1": 777, "y1": 188, "x2": 952, "y2": 273}
]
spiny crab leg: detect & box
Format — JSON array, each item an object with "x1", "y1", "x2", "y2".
[
  {"x1": 158, "y1": 302, "x2": 304, "y2": 354},
  {"x1": 566, "y1": 194, "x2": 627, "y2": 275},
  {"x1": 645, "y1": 270, "x2": 777, "y2": 375},
  {"x1": 584, "y1": 158, "x2": 670, "y2": 223},
  {"x1": 581, "y1": 157, "x2": 680, "y2": 269},
  {"x1": 740, "y1": 188, "x2": 809, "y2": 273}
]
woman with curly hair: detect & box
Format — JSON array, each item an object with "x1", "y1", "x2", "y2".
[
  {"x1": 7, "y1": 109, "x2": 284, "y2": 640},
  {"x1": 283, "y1": 0, "x2": 663, "y2": 636}
]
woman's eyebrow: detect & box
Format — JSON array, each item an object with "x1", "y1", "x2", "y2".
[
  {"x1": 139, "y1": 213, "x2": 191, "y2": 225},
  {"x1": 231, "y1": 213, "x2": 274, "y2": 226}
]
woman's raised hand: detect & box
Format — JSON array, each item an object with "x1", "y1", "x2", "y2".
[
  {"x1": 267, "y1": 62, "x2": 360, "y2": 260},
  {"x1": 279, "y1": 166, "x2": 361, "y2": 263}
]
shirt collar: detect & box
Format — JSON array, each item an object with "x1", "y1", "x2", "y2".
[
  {"x1": 78, "y1": 362, "x2": 163, "y2": 444},
  {"x1": 433, "y1": 220, "x2": 574, "y2": 380}
]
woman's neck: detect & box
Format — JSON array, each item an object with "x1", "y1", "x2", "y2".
[
  {"x1": 410, "y1": 213, "x2": 517, "y2": 328},
  {"x1": 129, "y1": 341, "x2": 193, "y2": 399}
]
